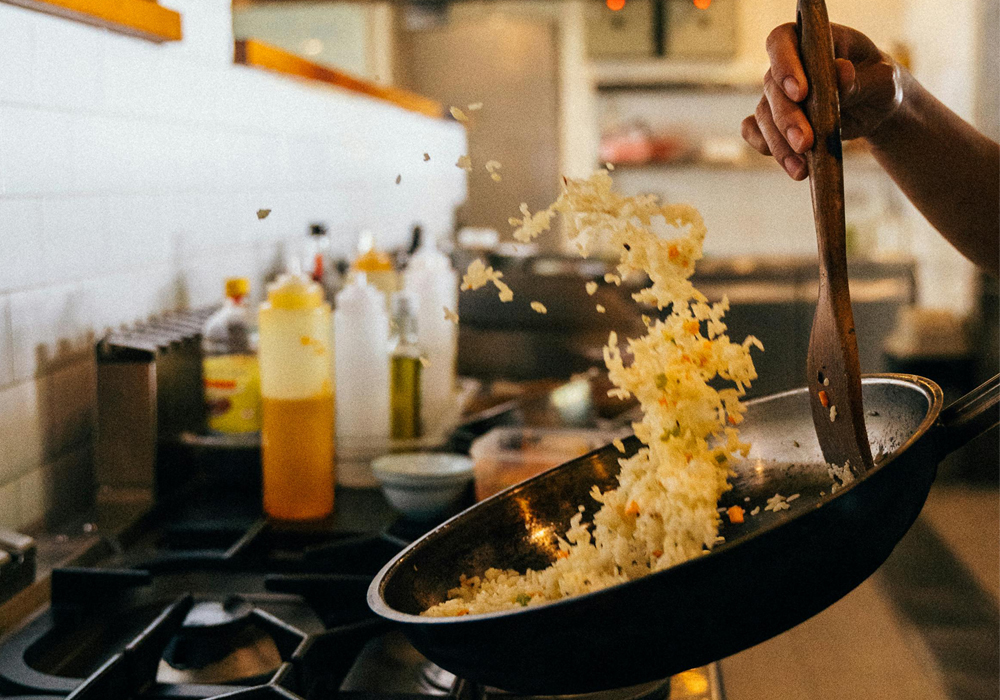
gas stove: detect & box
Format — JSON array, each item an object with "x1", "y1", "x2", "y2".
[{"x1": 0, "y1": 495, "x2": 723, "y2": 700}]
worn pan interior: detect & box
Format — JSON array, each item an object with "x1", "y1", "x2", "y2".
[{"x1": 369, "y1": 375, "x2": 943, "y2": 693}]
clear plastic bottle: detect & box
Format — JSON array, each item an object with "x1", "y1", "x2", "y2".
[
  {"x1": 334, "y1": 273, "x2": 390, "y2": 487},
  {"x1": 403, "y1": 240, "x2": 458, "y2": 436},
  {"x1": 389, "y1": 292, "x2": 423, "y2": 440},
  {"x1": 258, "y1": 271, "x2": 335, "y2": 520},
  {"x1": 202, "y1": 278, "x2": 261, "y2": 434}
]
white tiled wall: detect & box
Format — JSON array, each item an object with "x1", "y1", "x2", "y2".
[{"x1": 0, "y1": 0, "x2": 467, "y2": 530}]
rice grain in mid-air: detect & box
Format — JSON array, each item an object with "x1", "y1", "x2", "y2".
[
  {"x1": 586, "y1": 281, "x2": 598, "y2": 295},
  {"x1": 595, "y1": 304, "x2": 606, "y2": 313},
  {"x1": 450, "y1": 106, "x2": 468, "y2": 122},
  {"x1": 424, "y1": 171, "x2": 763, "y2": 618},
  {"x1": 530, "y1": 301, "x2": 547, "y2": 314}
]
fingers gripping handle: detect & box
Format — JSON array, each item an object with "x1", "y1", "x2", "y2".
[{"x1": 796, "y1": 0, "x2": 845, "y2": 256}]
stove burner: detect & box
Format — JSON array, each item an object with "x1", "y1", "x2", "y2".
[
  {"x1": 163, "y1": 597, "x2": 258, "y2": 669},
  {"x1": 157, "y1": 624, "x2": 282, "y2": 685}
]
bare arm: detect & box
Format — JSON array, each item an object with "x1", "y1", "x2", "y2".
[{"x1": 742, "y1": 23, "x2": 999, "y2": 276}]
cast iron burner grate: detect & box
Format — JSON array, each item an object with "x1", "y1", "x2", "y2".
[{"x1": 0, "y1": 519, "x2": 698, "y2": 700}]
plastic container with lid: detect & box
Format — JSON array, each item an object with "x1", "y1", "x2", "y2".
[
  {"x1": 469, "y1": 427, "x2": 626, "y2": 501},
  {"x1": 334, "y1": 273, "x2": 390, "y2": 487},
  {"x1": 258, "y1": 270, "x2": 335, "y2": 520},
  {"x1": 202, "y1": 277, "x2": 261, "y2": 434}
]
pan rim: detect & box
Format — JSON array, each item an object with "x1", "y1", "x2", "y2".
[{"x1": 367, "y1": 372, "x2": 944, "y2": 624}]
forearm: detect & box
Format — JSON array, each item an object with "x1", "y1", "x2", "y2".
[{"x1": 867, "y1": 68, "x2": 1000, "y2": 276}]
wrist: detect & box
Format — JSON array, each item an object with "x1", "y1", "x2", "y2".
[{"x1": 866, "y1": 57, "x2": 911, "y2": 149}]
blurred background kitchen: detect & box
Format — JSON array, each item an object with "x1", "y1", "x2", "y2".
[{"x1": 0, "y1": 0, "x2": 996, "y2": 698}]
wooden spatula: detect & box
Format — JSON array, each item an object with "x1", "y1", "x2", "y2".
[{"x1": 797, "y1": 0, "x2": 874, "y2": 475}]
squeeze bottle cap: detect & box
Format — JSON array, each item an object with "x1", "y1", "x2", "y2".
[
  {"x1": 266, "y1": 272, "x2": 324, "y2": 310},
  {"x1": 335, "y1": 272, "x2": 385, "y2": 312},
  {"x1": 225, "y1": 277, "x2": 250, "y2": 300}
]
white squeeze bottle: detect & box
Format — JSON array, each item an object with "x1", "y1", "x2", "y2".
[
  {"x1": 334, "y1": 273, "x2": 390, "y2": 487},
  {"x1": 258, "y1": 270, "x2": 335, "y2": 520},
  {"x1": 403, "y1": 238, "x2": 458, "y2": 437}
]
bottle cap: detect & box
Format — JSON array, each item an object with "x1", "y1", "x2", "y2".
[
  {"x1": 352, "y1": 231, "x2": 394, "y2": 273},
  {"x1": 225, "y1": 277, "x2": 250, "y2": 300},
  {"x1": 336, "y1": 273, "x2": 385, "y2": 312},
  {"x1": 266, "y1": 272, "x2": 325, "y2": 310}
]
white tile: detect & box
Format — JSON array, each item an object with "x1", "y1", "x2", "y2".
[
  {"x1": 32, "y1": 15, "x2": 105, "y2": 112},
  {"x1": 41, "y1": 197, "x2": 108, "y2": 283},
  {"x1": 14, "y1": 466, "x2": 45, "y2": 530},
  {"x1": 0, "y1": 478, "x2": 19, "y2": 530},
  {"x1": 100, "y1": 35, "x2": 163, "y2": 119},
  {"x1": 0, "y1": 198, "x2": 42, "y2": 293},
  {"x1": 104, "y1": 195, "x2": 170, "y2": 270},
  {"x1": 0, "y1": 380, "x2": 43, "y2": 486},
  {"x1": 7, "y1": 284, "x2": 93, "y2": 382},
  {"x1": 0, "y1": 6, "x2": 38, "y2": 107},
  {"x1": 0, "y1": 106, "x2": 74, "y2": 195}
]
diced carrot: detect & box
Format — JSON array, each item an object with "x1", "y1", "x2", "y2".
[
  {"x1": 684, "y1": 453, "x2": 692, "y2": 463},
  {"x1": 556, "y1": 549, "x2": 569, "y2": 559},
  {"x1": 684, "y1": 320, "x2": 699, "y2": 335},
  {"x1": 456, "y1": 609, "x2": 470, "y2": 616},
  {"x1": 818, "y1": 390, "x2": 829, "y2": 407},
  {"x1": 652, "y1": 549, "x2": 663, "y2": 558},
  {"x1": 668, "y1": 245, "x2": 680, "y2": 260},
  {"x1": 625, "y1": 501, "x2": 640, "y2": 515},
  {"x1": 727, "y1": 415, "x2": 737, "y2": 425},
  {"x1": 727, "y1": 506, "x2": 744, "y2": 524}
]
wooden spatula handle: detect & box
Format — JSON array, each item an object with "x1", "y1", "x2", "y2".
[{"x1": 798, "y1": 0, "x2": 874, "y2": 473}]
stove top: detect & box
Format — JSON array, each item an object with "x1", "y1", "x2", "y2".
[{"x1": 0, "y1": 504, "x2": 723, "y2": 700}]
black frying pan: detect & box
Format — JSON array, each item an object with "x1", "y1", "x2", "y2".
[{"x1": 369, "y1": 374, "x2": 998, "y2": 693}]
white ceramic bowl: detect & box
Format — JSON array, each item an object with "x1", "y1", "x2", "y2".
[{"x1": 371, "y1": 453, "x2": 474, "y2": 521}]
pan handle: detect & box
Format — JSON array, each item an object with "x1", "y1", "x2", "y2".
[{"x1": 936, "y1": 374, "x2": 999, "y2": 456}]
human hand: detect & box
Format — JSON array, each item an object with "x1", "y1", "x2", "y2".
[{"x1": 741, "y1": 23, "x2": 902, "y2": 180}]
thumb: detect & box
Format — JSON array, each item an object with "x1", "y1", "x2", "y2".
[{"x1": 836, "y1": 59, "x2": 859, "y2": 104}]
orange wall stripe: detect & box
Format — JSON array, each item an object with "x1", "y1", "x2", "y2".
[
  {"x1": 0, "y1": 0, "x2": 182, "y2": 43},
  {"x1": 235, "y1": 39, "x2": 443, "y2": 119}
]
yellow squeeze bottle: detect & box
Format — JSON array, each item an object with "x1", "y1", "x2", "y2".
[{"x1": 258, "y1": 271, "x2": 335, "y2": 520}]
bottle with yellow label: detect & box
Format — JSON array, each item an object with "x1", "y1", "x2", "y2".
[
  {"x1": 202, "y1": 278, "x2": 261, "y2": 434},
  {"x1": 258, "y1": 270, "x2": 335, "y2": 520}
]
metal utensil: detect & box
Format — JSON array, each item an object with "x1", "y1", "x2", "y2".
[
  {"x1": 370, "y1": 374, "x2": 998, "y2": 693},
  {"x1": 798, "y1": 0, "x2": 874, "y2": 475}
]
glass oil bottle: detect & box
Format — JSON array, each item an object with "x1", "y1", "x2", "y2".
[{"x1": 389, "y1": 292, "x2": 422, "y2": 440}]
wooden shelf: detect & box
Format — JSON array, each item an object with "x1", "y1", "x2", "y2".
[
  {"x1": 235, "y1": 39, "x2": 443, "y2": 119},
  {"x1": 1, "y1": 0, "x2": 181, "y2": 43},
  {"x1": 590, "y1": 58, "x2": 763, "y2": 91}
]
